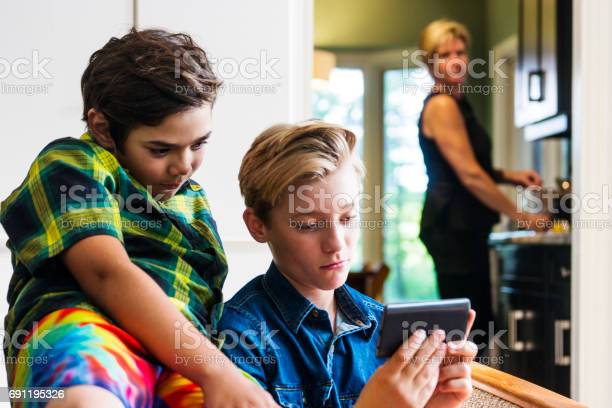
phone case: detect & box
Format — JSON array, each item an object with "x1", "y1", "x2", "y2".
[{"x1": 376, "y1": 298, "x2": 470, "y2": 358}]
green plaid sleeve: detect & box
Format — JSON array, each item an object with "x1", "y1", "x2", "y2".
[{"x1": 0, "y1": 139, "x2": 123, "y2": 275}]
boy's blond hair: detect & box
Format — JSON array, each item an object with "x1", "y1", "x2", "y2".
[
  {"x1": 239, "y1": 121, "x2": 364, "y2": 223},
  {"x1": 419, "y1": 19, "x2": 471, "y2": 62}
]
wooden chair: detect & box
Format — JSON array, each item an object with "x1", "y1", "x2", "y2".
[
  {"x1": 346, "y1": 262, "x2": 390, "y2": 302},
  {"x1": 465, "y1": 362, "x2": 586, "y2": 408}
]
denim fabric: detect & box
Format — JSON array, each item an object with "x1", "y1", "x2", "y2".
[{"x1": 219, "y1": 262, "x2": 387, "y2": 408}]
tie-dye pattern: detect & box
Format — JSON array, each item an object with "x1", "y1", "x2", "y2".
[{"x1": 9, "y1": 308, "x2": 205, "y2": 407}]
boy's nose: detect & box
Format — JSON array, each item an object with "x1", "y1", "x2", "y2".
[
  {"x1": 169, "y1": 155, "x2": 191, "y2": 176},
  {"x1": 322, "y1": 222, "x2": 344, "y2": 253}
]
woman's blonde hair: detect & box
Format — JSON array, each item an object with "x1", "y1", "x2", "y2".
[
  {"x1": 239, "y1": 120, "x2": 364, "y2": 223},
  {"x1": 419, "y1": 19, "x2": 471, "y2": 62}
]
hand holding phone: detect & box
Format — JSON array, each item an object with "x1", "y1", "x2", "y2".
[{"x1": 376, "y1": 298, "x2": 471, "y2": 358}]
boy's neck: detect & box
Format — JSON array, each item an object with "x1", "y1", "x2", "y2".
[{"x1": 281, "y1": 271, "x2": 337, "y2": 327}]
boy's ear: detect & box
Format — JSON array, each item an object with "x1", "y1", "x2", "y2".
[
  {"x1": 87, "y1": 108, "x2": 117, "y2": 151},
  {"x1": 243, "y1": 208, "x2": 268, "y2": 243}
]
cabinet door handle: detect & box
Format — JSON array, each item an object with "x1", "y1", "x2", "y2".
[
  {"x1": 554, "y1": 319, "x2": 571, "y2": 366},
  {"x1": 508, "y1": 309, "x2": 536, "y2": 351},
  {"x1": 560, "y1": 266, "x2": 571, "y2": 278}
]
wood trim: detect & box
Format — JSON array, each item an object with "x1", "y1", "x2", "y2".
[{"x1": 471, "y1": 362, "x2": 586, "y2": 408}]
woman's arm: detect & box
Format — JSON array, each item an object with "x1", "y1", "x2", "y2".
[
  {"x1": 62, "y1": 234, "x2": 279, "y2": 408},
  {"x1": 422, "y1": 94, "x2": 545, "y2": 227}
]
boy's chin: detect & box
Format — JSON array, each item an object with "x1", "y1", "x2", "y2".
[{"x1": 317, "y1": 273, "x2": 349, "y2": 291}]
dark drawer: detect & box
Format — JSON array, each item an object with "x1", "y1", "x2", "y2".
[
  {"x1": 493, "y1": 244, "x2": 547, "y2": 283},
  {"x1": 545, "y1": 246, "x2": 571, "y2": 286}
]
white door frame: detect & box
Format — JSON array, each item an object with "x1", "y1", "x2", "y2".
[{"x1": 571, "y1": 0, "x2": 612, "y2": 405}]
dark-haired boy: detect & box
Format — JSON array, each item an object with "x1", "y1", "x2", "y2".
[{"x1": 1, "y1": 29, "x2": 278, "y2": 408}]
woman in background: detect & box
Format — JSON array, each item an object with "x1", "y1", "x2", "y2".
[{"x1": 417, "y1": 19, "x2": 548, "y2": 345}]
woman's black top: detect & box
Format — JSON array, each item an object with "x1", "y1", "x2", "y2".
[{"x1": 418, "y1": 93, "x2": 501, "y2": 232}]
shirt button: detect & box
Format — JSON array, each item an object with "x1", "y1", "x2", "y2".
[
  {"x1": 312, "y1": 309, "x2": 319, "y2": 317},
  {"x1": 355, "y1": 319, "x2": 364, "y2": 326}
]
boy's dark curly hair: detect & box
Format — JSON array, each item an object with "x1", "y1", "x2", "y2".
[{"x1": 81, "y1": 28, "x2": 221, "y2": 150}]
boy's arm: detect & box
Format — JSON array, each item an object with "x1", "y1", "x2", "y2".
[{"x1": 62, "y1": 234, "x2": 278, "y2": 408}]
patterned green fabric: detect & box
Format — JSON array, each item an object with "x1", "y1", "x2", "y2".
[{"x1": 0, "y1": 133, "x2": 228, "y2": 358}]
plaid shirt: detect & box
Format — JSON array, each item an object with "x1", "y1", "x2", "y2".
[{"x1": 0, "y1": 133, "x2": 228, "y2": 358}]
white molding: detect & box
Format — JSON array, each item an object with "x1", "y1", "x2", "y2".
[
  {"x1": 288, "y1": 0, "x2": 313, "y2": 122},
  {"x1": 492, "y1": 35, "x2": 518, "y2": 59},
  {"x1": 491, "y1": 35, "x2": 520, "y2": 172},
  {"x1": 571, "y1": 0, "x2": 612, "y2": 405}
]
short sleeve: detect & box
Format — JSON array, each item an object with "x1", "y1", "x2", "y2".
[{"x1": 0, "y1": 140, "x2": 123, "y2": 275}]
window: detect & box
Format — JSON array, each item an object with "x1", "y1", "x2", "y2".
[
  {"x1": 382, "y1": 68, "x2": 438, "y2": 301},
  {"x1": 312, "y1": 68, "x2": 364, "y2": 268}
]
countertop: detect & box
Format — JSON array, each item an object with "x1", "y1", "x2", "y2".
[{"x1": 488, "y1": 230, "x2": 571, "y2": 245}]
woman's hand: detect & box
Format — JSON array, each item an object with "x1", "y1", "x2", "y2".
[
  {"x1": 425, "y1": 309, "x2": 477, "y2": 408},
  {"x1": 199, "y1": 361, "x2": 279, "y2": 408},
  {"x1": 517, "y1": 212, "x2": 552, "y2": 232},
  {"x1": 355, "y1": 329, "x2": 447, "y2": 408},
  {"x1": 503, "y1": 169, "x2": 542, "y2": 187}
]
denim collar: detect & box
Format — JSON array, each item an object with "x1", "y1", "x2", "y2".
[{"x1": 262, "y1": 262, "x2": 374, "y2": 336}]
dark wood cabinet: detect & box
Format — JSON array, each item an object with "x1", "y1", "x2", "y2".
[
  {"x1": 515, "y1": 0, "x2": 572, "y2": 140},
  {"x1": 489, "y1": 242, "x2": 571, "y2": 396}
]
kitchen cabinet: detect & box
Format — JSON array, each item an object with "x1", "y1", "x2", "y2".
[
  {"x1": 489, "y1": 239, "x2": 571, "y2": 396},
  {"x1": 515, "y1": 0, "x2": 572, "y2": 140}
]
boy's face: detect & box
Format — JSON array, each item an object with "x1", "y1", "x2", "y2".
[
  {"x1": 117, "y1": 105, "x2": 212, "y2": 201},
  {"x1": 263, "y1": 161, "x2": 360, "y2": 293}
]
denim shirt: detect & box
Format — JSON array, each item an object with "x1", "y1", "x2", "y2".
[{"x1": 218, "y1": 262, "x2": 387, "y2": 408}]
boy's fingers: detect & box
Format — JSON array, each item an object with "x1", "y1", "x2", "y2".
[
  {"x1": 413, "y1": 341, "x2": 446, "y2": 390},
  {"x1": 438, "y1": 377, "x2": 473, "y2": 395},
  {"x1": 389, "y1": 329, "x2": 427, "y2": 369},
  {"x1": 438, "y1": 361, "x2": 471, "y2": 383},
  {"x1": 447, "y1": 340, "x2": 478, "y2": 356},
  {"x1": 465, "y1": 309, "x2": 476, "y2": 339},
  {"x1": 408, "y1": 330, "x2": 446, "y2": 374}
]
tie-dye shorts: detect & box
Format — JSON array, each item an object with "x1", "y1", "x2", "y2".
[{"x1": 7, "y1": 307, "x2": 209, "y2": 407}]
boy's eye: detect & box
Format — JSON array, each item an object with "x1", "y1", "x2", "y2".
[
  {"x1": 341, "y1": 215, "x2": 357, "y2": 223},
  {"x1": 149, "y1": 148, "x2": 170, "y2": 156},
  {"x1": 292, "y1": 219, "x2": 321, "y2": 231},
  {"x1": 191, "y1": 141, "x2": 207, "y2": 151},
  {"x1": 341, "y1": 214, "x2": 358, "y2": 227},
  {"x1": 301, "y1": 222, "x2": 319, "y2": 231}
]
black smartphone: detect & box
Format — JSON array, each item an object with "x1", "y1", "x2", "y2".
[{"x1": 376, "y1": 298, "x2": 471, "y2": 358}]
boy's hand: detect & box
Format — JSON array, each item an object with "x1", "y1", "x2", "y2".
[
  {"x1": 355, "y1": 329, "x2": 447, "y2": 408},
  {"x1": 199, "y1": 361, "x2": 279, "y2": 408},
  {"x1": 425, "y1": 309, "x2": 478, "y2": 408}
]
